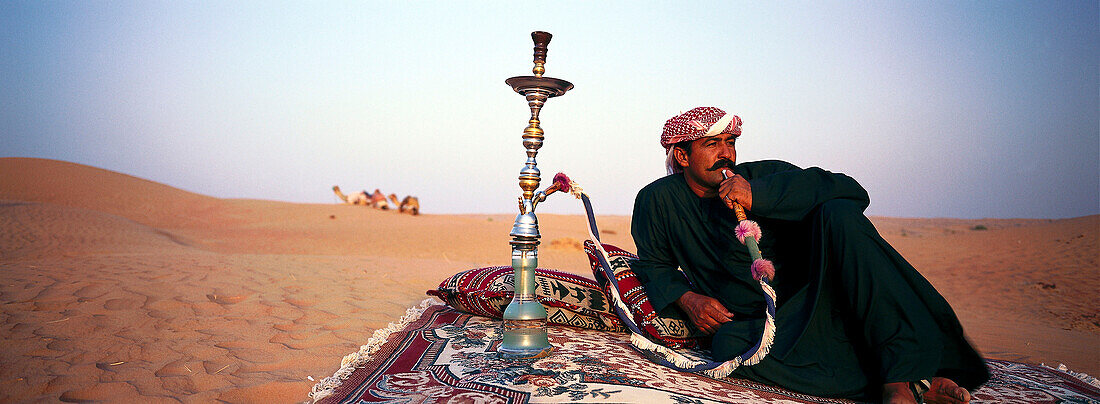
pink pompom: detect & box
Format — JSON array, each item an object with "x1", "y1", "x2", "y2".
[
  {"x1": 751, "y1": 259, "x2": 775, "y2": 281},
  {"x1": 735, "y1": 220, "x2": 762, "y2": 244},
  {"x1": 553, "y1": 172, "x2": 571, "y2": 193}
]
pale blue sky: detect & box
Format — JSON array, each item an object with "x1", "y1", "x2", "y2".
[{"x1": 2, "y1": 1, "x2": 1097, "y2": 218}]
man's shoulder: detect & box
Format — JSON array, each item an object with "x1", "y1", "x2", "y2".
[
  {"x1": 735, "y1": 159, "x2": 798, "y2": 170},
  {"x1": 634, "y1": 175, "x2": 686, "y2": 212},
  {"x1": 638, "y1": 174, "x2": 683, "y2": 198},
  {"x1": 734, "y1": 160, "x2": 800, "y2": 178}
]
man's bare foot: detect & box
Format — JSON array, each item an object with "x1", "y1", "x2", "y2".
[
  {"x1": 882, "y1": 378, "x2": 969, "y2": 404},
  {"x1": 924, "y1": 377, "x2": 970, "y2": 404}
]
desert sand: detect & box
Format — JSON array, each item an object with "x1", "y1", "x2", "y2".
[{"x1": 1, "y1": 157, "x2": 1096, "y2": 403}]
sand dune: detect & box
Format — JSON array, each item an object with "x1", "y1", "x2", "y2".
[{"x1": 1, "y1": 157, "x2": 1096, "y2": 402}]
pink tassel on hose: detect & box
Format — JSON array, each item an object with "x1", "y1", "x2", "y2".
[
  {"x1": 735, "y1": 220, "x2": 763, "y2": 244},
  {"x1": 751, "y1": 258, "x2": 775, "y2": 281}
]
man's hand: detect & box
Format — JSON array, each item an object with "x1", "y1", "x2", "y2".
[
  {"x1": 719, "y1": 169, "x2": 751, "y2": 211},
  {"x1": 676, "y1": 291, "x2": 734, "y2": 334}
]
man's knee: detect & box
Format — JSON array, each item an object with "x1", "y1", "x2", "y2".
[{"x1": 816, "y1": 199, "x2": 869, "y2": 229}]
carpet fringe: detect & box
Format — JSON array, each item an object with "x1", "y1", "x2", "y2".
[
  {"x1": 1048, "y1": 363, "x2": 1100, "y2": 389},
  {"x1": 308, "y1": 297, "x2": 439, "y2": 403}
]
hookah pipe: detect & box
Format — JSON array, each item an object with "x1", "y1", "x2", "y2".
[
  {"x1": 498, "y1": 31, "x2": 573, "y2": 359},
  {"x1": 721, "y1": 170, "x2": 774, "y2": 281}
]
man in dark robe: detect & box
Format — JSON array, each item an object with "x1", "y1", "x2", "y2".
[{"x1": 631, "y1": 107, "x2": 989, "y2": 403}]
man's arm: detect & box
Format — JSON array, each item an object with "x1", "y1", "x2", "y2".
[
  {"x1": 734, "y1": 160, "x2": 870, "y2": 221},
  {"x1": 629, "y1": 187, "x2": 694, "y2": 314},
  {"x1": 631, "y1": 185, "x2": 733, "y2": 334}
]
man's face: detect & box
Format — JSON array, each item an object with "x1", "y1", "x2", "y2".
[{"x1": 677, "y1": 132, "x2": 737, "y2": 191}]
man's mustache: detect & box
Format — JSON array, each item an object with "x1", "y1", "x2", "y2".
[{"x1": 707, "y1": 159, "x2": 735, "y2": 171}]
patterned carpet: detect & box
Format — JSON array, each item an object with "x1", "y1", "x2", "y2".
[{"x1": 310, "y1": 300, "x2": 1100, "y2": 403}]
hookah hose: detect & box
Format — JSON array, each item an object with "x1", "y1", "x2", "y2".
[
  {"x1": 553, "y1": 173, "x2": 777, "y2": 377},
  {"x1": 722, "y1": 170, "x2": 775, "y2": 282}
]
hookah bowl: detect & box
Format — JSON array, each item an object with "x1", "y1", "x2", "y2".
[{"x1": 497, "y1": 31, "x2": 573, "y2": 359}]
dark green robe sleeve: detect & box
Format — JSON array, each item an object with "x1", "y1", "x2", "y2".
[
  {"x1": 737, "y1": 160, "x2": 870, "y2": 221},
  {"x1": 630, "y1": 185, "x2": 693, "y2": 313}
]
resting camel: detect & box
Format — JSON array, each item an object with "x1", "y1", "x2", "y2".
[
  {"x1": 332, "y1": 186, "x2": 371, "y2": 206},
  {"x1": 399, "y1": 196, "x2": 420, "y2": 215},
  {"x1": 369, "y1": 189, "x2": 389, "y2": 210},
  {"x1": 333, "y1": 186, "x2": 419, "y2": 215}
]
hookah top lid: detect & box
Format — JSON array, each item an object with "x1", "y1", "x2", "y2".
[{"x1": 506, "y1": 31, "x2": 573, "y2": 97}]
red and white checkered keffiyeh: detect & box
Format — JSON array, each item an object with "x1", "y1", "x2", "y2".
[{"x1": 662, "y1": 107, "x2": 742, "y2": 174}]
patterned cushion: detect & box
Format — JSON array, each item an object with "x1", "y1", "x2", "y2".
[
  {"x1": 584, "y1": 240, "x2": 704, "y2": 348},
  {"x1": 427, "y1": 265, "x2": 626, "y2": 332}
]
